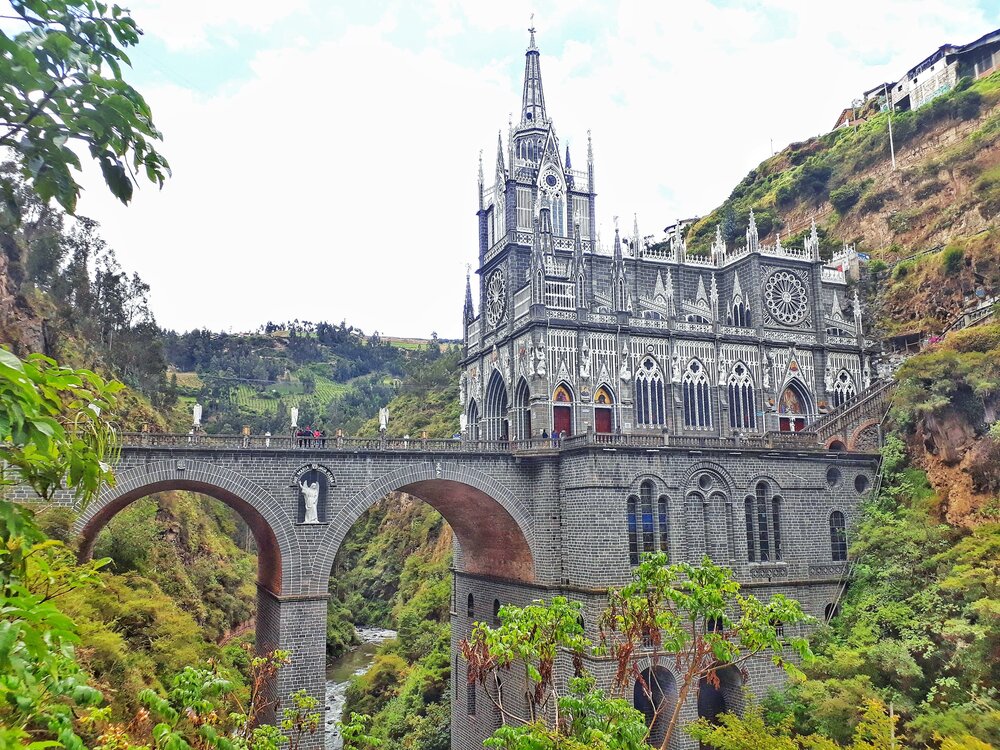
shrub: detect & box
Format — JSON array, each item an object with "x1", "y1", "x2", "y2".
[
  {"x1": 798, "y1": 158, "x2": 833, "y2": 197},
  {"x1": 941, "y1": 245, "x2": 965, "y2": 275},
  {"x1": 830, "y1": 182, "x2": 863, "y2": 213}
]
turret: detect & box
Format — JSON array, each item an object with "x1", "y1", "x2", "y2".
[
  {"x1": 463, "y1": 267, "x2": 475, "y2": 324},
  {"x1": 496, "y1": 131, "x2": 506, "y2": 182},
  {"x1": 746, "y1": 209, "x2": 759, "y2": 253},
  {"x1": 806, "y1": 218, "x2": 820, "y2": 260},
  {"x1": 478, "y1": 150, "x2": 484, "y2": 211},
  {"x1": 612, "y1": 224, "x2": 629, "y2": 313},
  {"x1": 711, "y1": 224, "x2": 726, "y2": 264}
]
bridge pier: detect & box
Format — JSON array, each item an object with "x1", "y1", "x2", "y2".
[{"x1": 256, "y1": 587, "x2": 329, "y2": 749}]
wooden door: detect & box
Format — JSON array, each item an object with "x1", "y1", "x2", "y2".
[
  {"x1": 595, "y1": 407, "x2": 613, "y2": 434},
  {"x1": 553, "y1": 405, "x2": 572, "y2": 436}
]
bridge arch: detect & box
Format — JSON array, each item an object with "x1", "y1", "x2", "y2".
[
  {"x1": 311, "y1": 461, "x2": 536, "y2": 591},
  {"x1": 74, "y1": 460, "x2": 301, "y2": 595}
]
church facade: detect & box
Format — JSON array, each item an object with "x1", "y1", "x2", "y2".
[
  {"x1": 461, "y1": 30, "x2": 875, "y2": 445},
  {"x1": 451, "y1": 30, "x2": 882, "y2": 750}
]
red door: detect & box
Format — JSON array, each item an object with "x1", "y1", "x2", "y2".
[
  {"x1": 595, "y1": 407, "x2": 613, "y2": 434},
  {"x1": 553, "y1": 405, "x2": 572, "y2": 436}
]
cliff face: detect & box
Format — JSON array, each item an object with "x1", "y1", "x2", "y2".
[
  {"x1": 686, "y1": 74, "x2": 1000, "y2": 522},
  {"x1": 0, "y1": 242, "x2": 47, "y2": 355}
]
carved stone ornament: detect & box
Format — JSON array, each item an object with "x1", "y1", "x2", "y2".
[{"x1": 619, "y1": 347, "x2": 631, "y2": 382}]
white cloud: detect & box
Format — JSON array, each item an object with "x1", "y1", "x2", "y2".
[
  {"x1": 74, "y1": 1, "x2": 998, "y2": 337},
  {"x1": 126, "y1": 0, "x2": 308, "y2": 51}
]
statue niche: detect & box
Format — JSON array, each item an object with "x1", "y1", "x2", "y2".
[{"x1": 296, "y1": 465, "x2": 329, "y2": 524}]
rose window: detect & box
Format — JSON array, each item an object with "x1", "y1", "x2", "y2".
[
  {"x1": 763, "y1": 270, "x2": 808, "y2": 325},
  {"x1": 486, "y1": 268, "x2": 507, "y2": 326}
]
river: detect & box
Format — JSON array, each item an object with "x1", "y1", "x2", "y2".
[{"x1": 324, "y1": 627, "x2": 397, "y2": 749}]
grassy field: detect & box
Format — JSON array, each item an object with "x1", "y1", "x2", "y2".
[{"x1": 226, "y1": 374, "x2": 351, "y2": 416}]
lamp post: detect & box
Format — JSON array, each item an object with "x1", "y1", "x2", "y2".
[{"x1": 882, "y1": 82, "x2": 896, "y2": 171}]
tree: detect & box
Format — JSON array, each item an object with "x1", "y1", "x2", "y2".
[
  {"x1": 0, "y1": 0, "x2": 170, "y2": 215},
  {"x1": 462, "y1": 596, "x2": 649, "y2": 750},
  {"x1": 0, "y1": 348, "x2": 121, "y2": 750},
  {"x1": 461, "y1": 555, "x2": 812, "y2": 750},
  {"x1": 599, "y1": 554, "x2": 812, "y2": 750}
]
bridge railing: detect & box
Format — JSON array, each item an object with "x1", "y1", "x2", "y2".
[
  {"x1": 559, "y1": 430, "x2": 821, "y2": 451},
  {"x1": 118, "y1": 430, "x2": 826, "y2": 454}
]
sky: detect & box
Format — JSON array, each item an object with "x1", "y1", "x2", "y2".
[{"x1": 58, "y1": 0, "x2": 1000, "y2": 337}]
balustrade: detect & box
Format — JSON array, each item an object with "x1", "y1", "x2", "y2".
[{"x1": 119, "y1": 427, "x2": 828, "y2": 454}]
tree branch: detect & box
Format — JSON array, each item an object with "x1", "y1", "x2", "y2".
[{"x1": 0, "y1": 86, "x2": 61, "y2": 146}]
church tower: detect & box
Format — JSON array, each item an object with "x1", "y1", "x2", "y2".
[{"x1": 462, "y1": 26, "x2": 872, "y2": 445}]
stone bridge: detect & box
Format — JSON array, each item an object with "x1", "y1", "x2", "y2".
[{"x1": 34, "y1": 428, "x2": 881, "y2": 750}]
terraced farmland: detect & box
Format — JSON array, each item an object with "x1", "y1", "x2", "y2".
[{"x1": 227, "y1": 375, "x2": 351, "y2": 417}]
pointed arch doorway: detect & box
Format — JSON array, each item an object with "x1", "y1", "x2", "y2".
[
  {"x1": 594, "y1": 385, "x2": 614, "y2": 434},
  {"x1": 552, "y1": 383, "x2": 573, "y2": 437}
]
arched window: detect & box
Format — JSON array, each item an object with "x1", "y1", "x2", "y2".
[
  {"x1": 682, "y1": 360, "x2": 712, "y2": 429},
  {"x1": 634, "y1": 666, "x2": 677, "y2": 747},
  {"x1": 832, "y1": 370, "x2": 857, "y2": 408},
  {"x1": 493, "y1": 599, "x2": 501, "y2": 626},
  {"x1": 756, "y1": 482, "x2": 770, "y2": 562},
  {"x1": 744, "y1": 496, "x2": 755, "y2": 561},
  {"x1": 635, "y1": 357, "x2": 666, "y2": 427},
  {"x1": 732, "y1": 298, "x2": 751, "y2": 327},
  {"x1": 484, "y1": 370, "x2": 509, "y2": 441},
  {"x1": 553, "y1": 193, "x2": 565, "y2": 236},
  {"x1": 467, "y1": 592, "x2": 475, "y2": 618},
  {"x1": 772, "y1": 495, "x2": 783, "y2": 561},
  {"x1": 467, "y1": 399, "x2": 480, "y2": 441},
  {"x1": 513, "y1": 378, "x2": 531, "y2": 440},
  {"x1": 830, "y1": 510, "x2": 848, "y2": 561},
  {"x1": 727, "y1": 362, "x2": 757, "y2": 430},
  {"x1": 626, "y1": 495, "x2": 639, "y2": 565},
  {"x1": 778, "y1": 380, "x2": 812, "y2": 432},
  {"x1": 658, "y1": 495, "x2": 669, "y2": 555},
  {"x1": 640, "y1": 480, "x2": 655, "y2": 555}
]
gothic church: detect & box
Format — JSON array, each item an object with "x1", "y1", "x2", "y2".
[{"x1": 450, "y1": 29, "x2": 882, "y2": 750}]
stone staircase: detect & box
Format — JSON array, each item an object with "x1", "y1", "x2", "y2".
[{"x1": 808, "y1": 379, "x2": 896, "y2": 450}]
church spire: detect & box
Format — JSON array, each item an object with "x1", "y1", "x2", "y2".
[
  {"x1": 464, "y1": 266, "x2": 475, "y2": 323},
  {"x1": 521, "y1": 24, "x2": 547, "y2": 125},
  {"x1": 477, "y1": 150, "x2": 484, "y2": 211},
  {"x1": 496, "y1": 131, "x2": 506, "y2": 180},
  {"x1": 612, "y1": 221, "x2": 629, "y2": 313}
]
